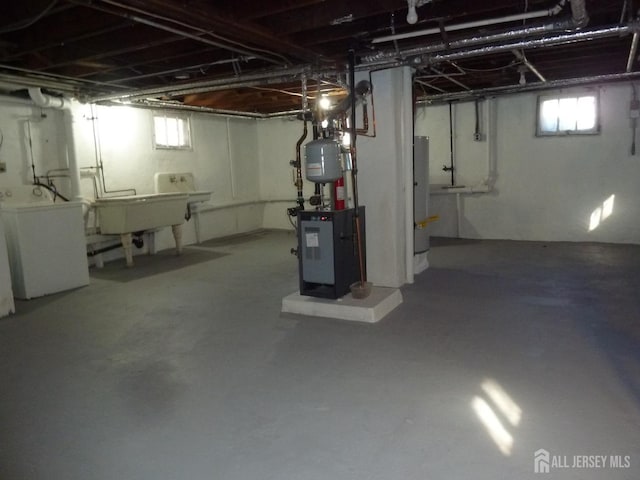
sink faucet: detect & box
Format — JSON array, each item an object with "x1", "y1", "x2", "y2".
[{"x1": 169, "y1": 175, "x2": 177, "y2": 183}]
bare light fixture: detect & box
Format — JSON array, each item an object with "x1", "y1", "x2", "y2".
[
  {"x1": 407, "y1": 0, "x2": 418, "y2": 24},
  {"x1": 518, "y1": 66, "x2": 527, "y2": 85},
  {"x1": 319, "y1": 95, "x2": 331, "y2": 110},
  {"x1": 405, "y1": 0, "x2": 434, "y2": 25}
]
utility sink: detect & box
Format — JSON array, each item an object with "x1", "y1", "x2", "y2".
[
  {"x1": 154, "y1": 172, "x2": 212, "y2": 204},
  {"x1": 94, "y1": 192, "x2": 189, "y2": 267}
]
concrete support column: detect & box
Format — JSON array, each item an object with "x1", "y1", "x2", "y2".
[{"x1": 355, "y1": 67, "x2": 415, "y2": 288}]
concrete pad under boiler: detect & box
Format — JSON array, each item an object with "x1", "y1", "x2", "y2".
[{"x1": 281, "y1": 287, "x2": 403, "y2": 323}]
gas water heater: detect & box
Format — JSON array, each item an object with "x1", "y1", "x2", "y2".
[{"x1": 297, "y1": 138, "x2": 366, "y2": 299}]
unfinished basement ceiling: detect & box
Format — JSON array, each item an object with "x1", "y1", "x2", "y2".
[{"x1": 0, "y1": 0, "x2": 637, "y2": 114}]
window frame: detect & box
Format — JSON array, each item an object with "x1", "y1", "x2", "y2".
[
  {"x1": 535, "y1": 90, "x2": 600, "y2": 137},
  {"x1": 152, "y1": 111, "x2": 193, "y2": 150}
]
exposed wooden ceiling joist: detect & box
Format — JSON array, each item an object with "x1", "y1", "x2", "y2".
[{"x1": 0, "y1": 0, "x2": 635, "y2": 113}]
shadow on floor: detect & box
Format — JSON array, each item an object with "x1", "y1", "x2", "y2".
[
  {"x1": 196, "y1": 230, "x2": 271, "y2": 249},
  {"x1": 430, "y1": 237, "x2": 483, "y2": 247},
  {"x1": 90, "y1": 247, "x2": 229, "y2": 282}
]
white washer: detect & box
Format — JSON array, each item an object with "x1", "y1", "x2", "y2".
[
  {"x1": 0, "y1": 220, "x2": 15, "y2": 316},
  {"x1": 1, "y1": 201, "x2": 89, "y2": 299}
]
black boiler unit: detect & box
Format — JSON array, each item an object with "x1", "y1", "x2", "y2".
[{"x1": 297, "y1": 207, "x2": 366, "y2": 299}]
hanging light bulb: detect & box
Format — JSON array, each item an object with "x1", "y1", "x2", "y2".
[
  {"x1": 518, "y1": 66, "x2": 527, "y2": 85},
  {"x1": 319, "y1": 95, "x2": 331, "y2": 110},
  {"x1": 407, "y1": 0, "x2": 418, "y2": 24}
]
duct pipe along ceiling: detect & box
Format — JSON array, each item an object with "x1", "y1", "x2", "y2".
[
  {"x1": 410, "y1": 26, "x2": 633, "y2": 68},
  {"x1": 419, "y1": 71, "x2": 640, "y2": 104},
  {"x1": 89, "y1": 0, "x2": 606, "y2": 105},
  {"x1": 372, "y1": 0, "x2": 568, "y2": 44},
  {"x1": 0, "y1": 0, "x2": 629, "y2": 113},
  {"x1": 91, "y1": 66, "x2": 314, "y2": 102},
  {"x1": 37, "y1": 0, "x2": 603, "y2": 106}
]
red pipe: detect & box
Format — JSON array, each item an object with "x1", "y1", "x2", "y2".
[{"x1": 333, "y1": 177, "x2": 345, "y2": 210}]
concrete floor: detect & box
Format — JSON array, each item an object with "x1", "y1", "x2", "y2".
[{"x1": 1, "y1": 231, "x2": 639, "y2": 479}]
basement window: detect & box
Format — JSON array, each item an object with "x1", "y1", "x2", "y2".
[
  {"x1": 536, "y1": 92, "x2": 599, "y2": 136},
  {"x1": 153, "y1": 113, "x2": 192, "y2": 149}
]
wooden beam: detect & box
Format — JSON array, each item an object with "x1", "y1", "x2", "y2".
[
  {"x1": 99, "y1": 0, "x2": 321, "y2": 63},
  {"x1": 233, "y1": 0, "x2": 328, "y2": 21}
]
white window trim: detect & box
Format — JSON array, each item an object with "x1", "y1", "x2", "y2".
[
  {"x1": 536, "y1": 90, "x2": 600, "y2": 137},
  {"x1": 152, "y1": 111, "x2": 193, "y2": 150}
]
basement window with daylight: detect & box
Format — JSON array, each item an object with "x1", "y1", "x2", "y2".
[
  {"x1": 536, "y1": 92, "x2": 599, "y2": 136},
  {"x1": 153, "y1": 113, "x2": 192, "y2": 149}
]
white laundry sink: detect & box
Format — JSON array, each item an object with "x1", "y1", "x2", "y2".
[
  {"x1": 94, "y1": 192, "x2": 188, "y2": 234},
  {"x1": 154, "y1": 172, "x2": 212, "y2": 205},
  {"x1": 94, "y1": 192, "x2": 189, "y2": 267}
]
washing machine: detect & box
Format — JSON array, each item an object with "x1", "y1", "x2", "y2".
[{"x1": 1, "y1": 194, "x2": 89, "y2": 299}]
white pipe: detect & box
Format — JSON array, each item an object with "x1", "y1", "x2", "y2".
[
  {"x1": 456, "y1": 193, "x2": 462, "y2": 237},
  {"x1": 431, "y1": 184, "x2": 491, "y2": 194},
  {"x1": 0, "y1": 93, "x2": 35, "y2": 106},
  {"x1": 225, "y1": 118, "x2": 237, "y2": 199},
  {"x1": 28, "y1": 87, "x2": 66, "y2": 109},
  {"x1": 372, "y1": 9, "x2": 557, "y2": 44},
  {"x1": 429, "y1": 98, "x2": 496, "y2": 196},
  {"x1": 28, "y1": 88, "x2": 83, "y2": 202},
  {"x1": 62, "y1": 110, "x2": 83, "y2": 202},
  {"x1": 485, "y1": 98, "x2": 497, "y2": 189},
  {"x1": 402, "y1": 67, "x2": 414, "y2": 285}
]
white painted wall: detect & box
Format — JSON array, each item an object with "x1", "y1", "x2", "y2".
[
  {"x1": 416, "y1": 83, "x2": 640, "y2": 244},
  {"x1": 257, "y1": 117, "x2": 315, "y2": 230},
  {"x1": 3, "y1": 78, "x2": 635, "y2": 281},
  {"x1": 0, "y1": 98, "x2": 65, "y2": 190},
  {"x1": 0, "y1": 97, "x2": 267, "y2": 270},
  {"x1": 88, "y1": 105, "x2": 264, "y2": 251}
]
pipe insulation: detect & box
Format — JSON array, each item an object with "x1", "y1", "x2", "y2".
[
  {"x1": 412, "y1": 26, "x2": 631, "y2": 67},
  {"x1": 570, "y1": 0, "x2": 589, "y2": 28},
  {"x1": 328, "y1": 80, "x2": 371, "y2": 121},
  {"x1": 420, "y1": 71, "x2": 640, "y2": 104}
]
